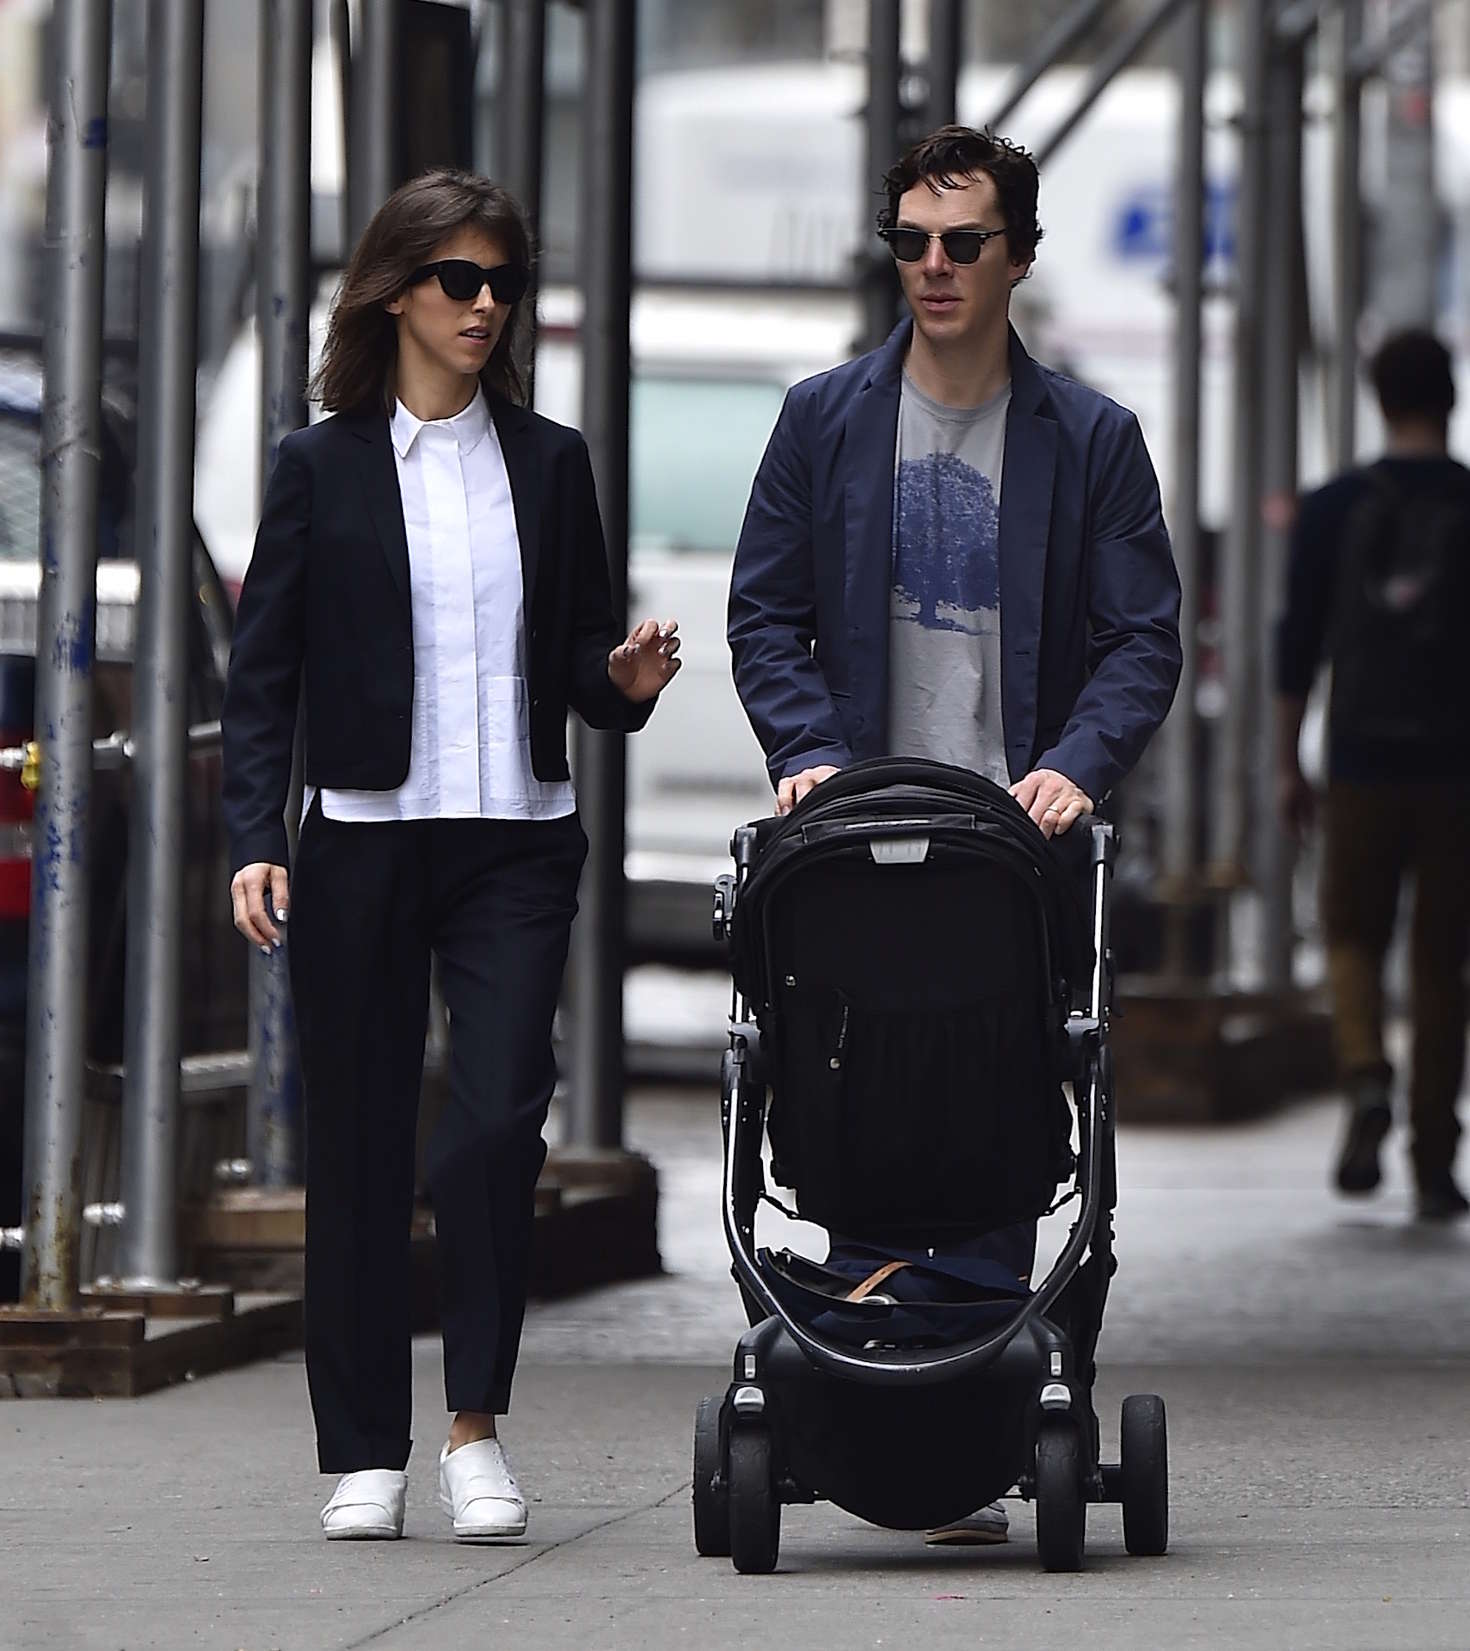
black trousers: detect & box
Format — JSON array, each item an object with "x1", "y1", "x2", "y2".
[{"x1": 289, "y1": 798, "x2": 587, "y2": 1473}]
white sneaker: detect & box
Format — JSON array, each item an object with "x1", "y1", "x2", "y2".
[
  {"x1": 320, "y1": 1469, "x2": 407, "y2": 1540},
  {"x1": 924, "y1": 1500, "x2": 1010, "y2": 1545},
  {"x1": 438, "y1": 1439, "x2": 528, "y2": 1542}
]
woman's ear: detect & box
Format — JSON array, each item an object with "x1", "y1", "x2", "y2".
[{"x1": 385, "y1": 291, "x2": 406, "y2": 317}]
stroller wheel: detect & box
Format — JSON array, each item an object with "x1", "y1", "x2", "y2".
[
  {"x1": 692, "y1": 1396, "x2": 730, "y2": 1557},
  {"x1": 1120, "y1": 1394, "x2": 1169, "y2": 1556},
  {"x1": 727, "y1": 1427, "x2": 781, "y2": 1574},
  {"x1": 1034, "y1": 1418, "x2": 1087, "y2": 1573}
]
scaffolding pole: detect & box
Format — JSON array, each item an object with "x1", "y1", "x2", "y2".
[
  {"x1": 1370, "y1": 0, "x2": 1436, "y2": 331},
  {"x1": 1256, "y1": 29, "x2": 1306, "y2": 993},
  {"x1": 21, "y1": 0, "x2": 113, "y2": 1310},
  {"x1": 115, "y1": 0, "x2": 205, "y2": 1286},
  {"x1": 1160, "y1": 0, "x2": 1206, "y2": 913},
  {"x1": 501, "y1": 0, "x2": 546, "y2": 223},
  {"x1": 860, "y1": 0, "x2": 902, "y2": 354},
  {"x1": 1035, "y1": 0, "x2": 1195, "y2": 169},
  {"x1": 348, "y1": 0, "x2": 401, "y2": 244},
  {"x1": 1209, "y1": 0, "x2": 1270, "y2": 897},
  {"x1": 565, "y1": 0, "x2": 636, "y2": 1151},
  {"x1": 985, "y1": 0, "x2": 1113, "y2": 132},
  {"x1": 501, "y1": 0, "x2": 547, "y2": 396},
  {"x1": 244, "y1": 0, "x2": 313, "y2": 1190},
  {"x1": 926, "y1": 0, "x2": 963, "y2": 131},
  {"x1": 1332, "y1": 1, "x2": 1364, "y2": 468}
]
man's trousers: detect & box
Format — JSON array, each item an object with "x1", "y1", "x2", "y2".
[
  {"x1": 289, "y1": 800, "x2": 587, "y2": 1473},
  {"x1": 1321, "y1": 781, "x2": 1470, "y2": 1187}
]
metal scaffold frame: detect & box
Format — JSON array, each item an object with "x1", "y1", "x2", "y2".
[{"x1": 5, "y1": 0, "x2": 1451, "y2": 1379}]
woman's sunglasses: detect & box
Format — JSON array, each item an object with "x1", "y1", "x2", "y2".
[
  {"x1": 406, "y1": 258, "x2": 529, "y2": 305},
  {"x1": 878, "y1": 226, "x2": 1008, "y2": 265}
]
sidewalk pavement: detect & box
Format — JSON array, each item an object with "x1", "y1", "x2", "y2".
[{"x1": 7, "y1": 1089, "x2": 1470, "y2": 1651}]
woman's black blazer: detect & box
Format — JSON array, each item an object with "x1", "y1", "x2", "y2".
[{"x1": 221, "y1": 395, "x2": 652, "y2": 876}]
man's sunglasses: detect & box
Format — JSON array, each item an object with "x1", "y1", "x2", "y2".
[
  {"x1": 406, "y1": 258, "x2": 529, "y2": 304},
  {"x1": 878, "y1": 226, "x2": 1008, "y2": 265}
]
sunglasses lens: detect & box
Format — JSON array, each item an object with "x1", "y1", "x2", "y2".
[
  {"x1": 436, "y1": 261, "x2": 484, "y2": 301},
  {"x1": 941, "y1": 232, "x2": 985, "y2": 264},
  {"x1": 488, "y1": 264, "x2": 529, "y2": 304},
  {"x1": 884, "y1": 229, "x2": 927, "y2": 262}
]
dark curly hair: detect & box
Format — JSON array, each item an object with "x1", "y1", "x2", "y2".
[
  {"x1": 314, "y1": 169, "x2": 534, "y2": 414},
  {"x1": 879, "y1": 125, "x2": 1043, "y2": 270}
]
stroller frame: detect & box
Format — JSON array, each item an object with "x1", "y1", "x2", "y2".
[{"x1": 692, "y1": 760, "x2": 1169, "y2": 1574}]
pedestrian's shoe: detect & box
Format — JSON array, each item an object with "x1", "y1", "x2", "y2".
[
  {"x1": 320, "y1": 1469, "x2": 407, "y2": 1540},
  {"x1": 438, "y1": 1439, "x2": 528, "y2": 1542},
  {"x1": 924, "y1": 1501, "x2": 1009, "y2": 1545},
  {"x1": 1415, "y1": 1172, "x2": 1470, "y2": 1222},
  {"x1": 1334, "y1": 1091, "x2": 1392, "y2": 1194}
]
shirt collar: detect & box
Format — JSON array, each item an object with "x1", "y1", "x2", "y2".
[{"x1": 390, "y1": 387, "x2": 492, "y2": 458}]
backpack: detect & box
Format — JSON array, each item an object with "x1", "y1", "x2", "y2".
[{"x1": 1327, "y1": 463, "x2": 1470, "y2": 749}]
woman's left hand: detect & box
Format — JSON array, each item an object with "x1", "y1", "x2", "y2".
[{"x1": 608, "y1": 617, "x2": 681, "y2": 703}]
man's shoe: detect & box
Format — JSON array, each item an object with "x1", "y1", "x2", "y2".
[
  {"x1": 320, "y1": 1469, "x2": 406, "y2": 1540},
  {"x1": 438, "y1": 1439, "x2": 528, "y2": 1542},
  {"x1": 1415, "y1": 1173, "x2": 1470, "y2": 1222},
  {"x1": 924, "y1": 1501, "x2": 1009, "y2": 1545},
  {"x1": 1334, "y1": 1094, "x2": 1392, "y2": 1194}
]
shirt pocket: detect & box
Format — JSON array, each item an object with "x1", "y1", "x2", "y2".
[{"x1": 483, "y1": 674, "x2": 532, "y2": 753}]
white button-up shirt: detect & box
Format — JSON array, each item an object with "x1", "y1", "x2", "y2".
[{"x1": 318, "y1": 391, "x2": 576, "y2": 823}]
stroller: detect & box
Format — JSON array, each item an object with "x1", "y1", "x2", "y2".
[{"x1": 692, "y1": 759, "x2": 1168, "y2": 1574}]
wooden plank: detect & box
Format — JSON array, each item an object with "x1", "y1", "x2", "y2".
[
  {"x1": 0, "y1": 1308, "x2": 146, "y2": 1348},
  {"x1": 0, "y1": 1296, "x2": 303, "y2": 1400},
  {"x1": 127, "y1": 1297, "x2": 303, "y2": 1397},
  {"x1": 81, "y1": 1283, "x2": 235, "y2": 1320}
]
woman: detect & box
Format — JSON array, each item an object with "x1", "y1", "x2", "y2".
[{"x1": 221, "y1": 170, "x2": 680, "y2": 1543}]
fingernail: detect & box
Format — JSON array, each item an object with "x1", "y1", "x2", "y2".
[
  {"x1": 260, "y1": 945, "x2": 272, "y2": 957},
  {"x1": 271, "y1": 936, "x2": 283, "y2": 950},
  {"x1": 275, "y1": 908, "x2": 288, "y2": 923}
]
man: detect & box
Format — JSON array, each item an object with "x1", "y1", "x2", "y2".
[
  {"x1": 727, "y1": 126, "x2": 1181, "y2": 1543},
  {"x1": 1276, "y1": 329, "x2": 1470, "y2": 1222}
]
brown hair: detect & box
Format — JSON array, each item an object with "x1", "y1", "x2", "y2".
[
  {"x1": 880, "y1": 125, "x2": 1043, "y2": 270},
  {"x1": 313, "y1": 169, "x2": 534, "y2": 414}
]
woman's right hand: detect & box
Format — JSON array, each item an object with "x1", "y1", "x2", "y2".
[{"x1": 231, "y1": 863, "x2": 291, "y2": 953}]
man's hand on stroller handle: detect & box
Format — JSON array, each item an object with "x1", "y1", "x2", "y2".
[
  {"x1": 1009, "y1": 768, "x2": 1094, "y2": 838},
  {"x1": 777, "y1": 764, "x2": 841, "y2": 815}
]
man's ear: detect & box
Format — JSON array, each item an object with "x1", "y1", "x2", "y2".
[{"x1": 1008, "y1": 258, "x2": 1033, "y2": 289}]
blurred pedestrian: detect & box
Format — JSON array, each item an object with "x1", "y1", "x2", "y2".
[
  {"x1": 727, "y1": 125, "x2": 1181, "y2": 1543},
  {"x1": 1276, "y1": 329, "x2": 1470, "y2": 1221},
  {"x1": 222, "y1": 170, "x2": 680, "y2": 1542}
]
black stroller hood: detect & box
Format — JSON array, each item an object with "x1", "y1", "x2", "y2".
[{"x1": 728, "y1": 758, "x2": 1095, "y2": 1009}]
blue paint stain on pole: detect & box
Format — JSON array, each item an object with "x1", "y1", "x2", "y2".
[{"x1": 81, "y1": 116, "x2": 108, "y2": 149}]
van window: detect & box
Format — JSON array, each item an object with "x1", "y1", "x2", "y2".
[
  {"x1": 631, "y1": 376, "x2": 786, "y2": 556},
  {"x1": 0, "y1": 408, "x2": 127, "y2": 561},
  {"x1": 0, "y1": 417, "x2": 42, "y2": 561}
]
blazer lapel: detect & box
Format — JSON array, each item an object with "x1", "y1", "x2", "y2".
[
  {"x1": 349, "y1": 413, "x2": 411, "y2": 608},
  {"x1": 491, "y1": 397, "x2": 541, "y2": 611},
  {"x1": 997, "y1": 328, "x2": 1057, "y2": 777},
  {"x1": 842, "y1": 326, "x2": 906, "y2": 738}
]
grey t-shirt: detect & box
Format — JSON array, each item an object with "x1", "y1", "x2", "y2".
[{"x1": 888, "y1": 373, "x2": 1010, "y2": 785}]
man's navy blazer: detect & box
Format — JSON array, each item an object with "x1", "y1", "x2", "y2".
[{"x1": 727, "y1": 322, "x2": 1182, "y2": 804}]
